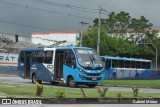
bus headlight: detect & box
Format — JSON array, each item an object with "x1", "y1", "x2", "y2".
[{"x1": 78, "y1": 68, "x2": 85, "y2": 74}]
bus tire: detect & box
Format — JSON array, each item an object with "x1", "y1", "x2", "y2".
[
  {"x1": 67, "y1": 77, "x2": 78, "y2": 87},
  {"x1": 111, "y1": 73, "x2": 116, "y2": 79},
  {"x1": 32, "y1": 73, "x2": 37, "y2": 83}
]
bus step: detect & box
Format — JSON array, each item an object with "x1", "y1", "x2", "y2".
[
  {"x1": 55, "y1": 80, "x2": 63, "y2": 83},
  {"x1": 54, "y1": 78, "x2": 63, "y2": 82}
]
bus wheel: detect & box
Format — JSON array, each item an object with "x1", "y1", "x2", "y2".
[
  {"x1": 111, "y1": 73, "x2": 116, "y2": 79},
  {"x1": 67, "y1": 77, "x2": 78, "y2": 87},
  {"x1": 32, "y1": 74, "x2": 37, "y2": 83}
]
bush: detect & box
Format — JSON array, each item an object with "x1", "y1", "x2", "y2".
[
  {"x1": 116, "y1": 92, "x2": 122, "y2": 98},
  {"x1": 55, "y1": 89, "x2": 65, "y2": 98},
  {"x1": 132, "y1": 87, "x2": 139, "y2": 97},
  {"x1": 35, "y1": 82, "x2": 43, "y2": 96},
  {"x1": 97, "y1": 88, "x2": 108, "y2": 97},
  {"x1": 80, "y1": 88, "x2": 87, "y2": 98}
]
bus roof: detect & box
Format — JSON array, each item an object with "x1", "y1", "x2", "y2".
[
  {"x1": 101, "y1": 55, "x2": 151, "y2": 62},
  {"x1": 20, "y1": 46, "x2": 93, "y2": 52}
]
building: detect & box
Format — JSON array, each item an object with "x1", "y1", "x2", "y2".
[
  {"x1": 109, "y1": 30, "x2": 160, "y2": 41},
  {"x1": 31, "y1": 31, "x2": 80, "y2": 47}
]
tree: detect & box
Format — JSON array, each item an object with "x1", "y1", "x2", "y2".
[
  {"x1": 82, "y1": 11, "x2": 158, "y2": 63},
  {"x1": 129, "y1": 16, "x2": 153, "y2": 42},
  {"x1": 82, "y1": 27, "x2": 154, "y2": 59}
]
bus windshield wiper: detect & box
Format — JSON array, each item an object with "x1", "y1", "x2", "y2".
[
  {"x1": 90, "y1": 54, "x2": 100, "y2": 68},
  {"x1": 86, "y1": 51, "x2": 94, "y2": 68}
]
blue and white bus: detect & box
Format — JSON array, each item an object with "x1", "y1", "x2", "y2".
[
  {"x1": 18, "y1": 46, "x2": 105, "y2": 87},
  {"x1": 101, "y1": 56, "x2": 152, "y2": 79}
]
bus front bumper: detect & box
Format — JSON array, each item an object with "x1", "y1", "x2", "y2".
[{"x1": 75, "y1": 74, "x2": 104, "y2": 82}]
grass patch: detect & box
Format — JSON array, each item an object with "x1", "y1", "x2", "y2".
[
  {"x1": 0, "y1": 84, "x2": 160, "y2": 98},
  {"x1": 99, "y1": 80, "x2": 160, "y2": 88}
]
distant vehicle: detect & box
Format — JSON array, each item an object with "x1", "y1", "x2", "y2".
[
  {"x1": 101, "y1": 56, "x2": 152, "y2": 79},
  {"x1": 18, "y1": 46, "x2": 105, "y2": 87}
]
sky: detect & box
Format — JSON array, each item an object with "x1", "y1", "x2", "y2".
[{"x1": 0, "y1": 0, "x2": 160, "y2": 37}]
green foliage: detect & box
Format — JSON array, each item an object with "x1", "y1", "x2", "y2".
[
  {"x1": 132, "y1": 87, "x2": 139, "y2": 97},
  {"x1": 82, "y1": 27, "x2": 154, "y2": 59},
  {"x1": 97, "y1": 88, "x2": 108, "y2": 97},
  {"x1": 55, "y1": 89, "x2": 65, "y2": 98},
  {"x1": 80, "y1": 88, "x2": 87, "y2": 98},
  {"x1": 35, "y1": 82, "x2": 43, "y2": 96},
  {"x1": 116, "y1": 92, "x2": 122, "y2": 98}
]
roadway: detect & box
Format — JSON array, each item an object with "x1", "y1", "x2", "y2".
[{"x1": 0, "y1": 74, "x2": 160, "y2": 93}]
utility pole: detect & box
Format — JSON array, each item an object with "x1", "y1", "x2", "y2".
[
  {"x1": 136, "y1": 42, "x2": 158, "y2": 70},
  {"x1": 79, "y1": 21, "x2": 89, "y2": 47},
  {"x1": 97, "y1": 5, "x2": 102, "y2": 54}
]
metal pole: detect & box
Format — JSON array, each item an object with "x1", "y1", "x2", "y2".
[
  {"x1": 79, "y1": 21, "x2": 89, "y2": 47},
  {"x1": 80, "y1": 31, "x2": 82, "y2": 47},
  {"x1": 97, "y1": 5, "x2": 101, "y2": 54},
  {"x1": 137, "y1": 43, "x2": 158, "y2": 70}
]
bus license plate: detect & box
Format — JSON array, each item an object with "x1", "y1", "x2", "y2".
[{"x1": 92, "y1": 78, "x2": 97, "y2": 80}]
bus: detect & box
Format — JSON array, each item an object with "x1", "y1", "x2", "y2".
[
  {"x1": 101, "y1": 56, "x2": 152, "y2": 79},
  {"x1": 18, "y1": 46, "x2": 105, "y2": 87}
]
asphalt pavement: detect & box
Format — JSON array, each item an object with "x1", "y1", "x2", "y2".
[{"x1": 0, "y1": 74, "x2": 160, "y2": 93}]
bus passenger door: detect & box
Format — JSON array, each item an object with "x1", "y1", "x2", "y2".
[
  {"x1": 18, "y1": 52, "x2": 25, "y2": 78},
  {"x1": 54, "y1": 50, "x2": 64, "y2": 80},
  {"x1": 105, "y1": 59, "x2": 111, "y2": 78},
  {"x1": 24, "y1": 52, "x2": 31, "y2": 79}
]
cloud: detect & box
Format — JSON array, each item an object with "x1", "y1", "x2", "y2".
[{"x1": 0, "y1": 0, "x2": 159, "y2": 36}]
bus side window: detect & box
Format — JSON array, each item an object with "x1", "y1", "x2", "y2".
[
  {"x1": 125, "y1": 60, "x2": 130, "y2": 68},
  {"x1": 112, "y1": 59, "x2": 118, "y2": 68},
  {"x1": 131, "y1": 61, "x2": 135, "y2": 68},
  {"x1": 105, "y1": 59, "x2": 111, "y2": 69},
  {"x1": 44, "y1": 51, "x2": 53, "y2": 64},
  {"x1": 65, "y1": 51, "x2": 75, "y2": 67},
  {"x1": 20, "y1": 52, "x2": 24, "y2": 63},
  {"x1": 36, "y1": 51, "x2": 44, "y2": 63},
  {"x1": 142, "y1": 62, "x2": 146, "y2": 69},
  {"x1": 146, "y1": 62, "x2": 151, "y2": 69},
  {"x1": 119, "y1": 60, "x2": 124, "y2": 68},
  {"x1": 32, "y1": 52, "x2": 37, "y2": 64},
  {"x1": 136, "y1": 61, "x2": 141, "y2": 69}
]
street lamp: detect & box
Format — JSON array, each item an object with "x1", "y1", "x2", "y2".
[
  {"x1": 136, "y1": 42, "x2": 158, "y2": 70},
  {"x1": 79, "y1": 21, "x2": 89, "y2": 47}
]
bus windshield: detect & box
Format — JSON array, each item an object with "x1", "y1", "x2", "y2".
[{"x1": 75, "y1": 48, "x2": 104, "y2": 70}]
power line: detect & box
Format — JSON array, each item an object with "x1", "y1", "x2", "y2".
[
  {"x1": 0, "y1": 0, "x2": 94, "y2": 19},
  {"x1": 0, "y1": 31, "x2": 31, "y2": 39},
  {"x1": 0, "y1": 19, "x2": 54, "y2": 31},
  {"x1": 31, "y1": 0, "x2": 99, "y2": 11},
  {"x1": 30, "y1": 0, "x2": 112, "y2": 14}
]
